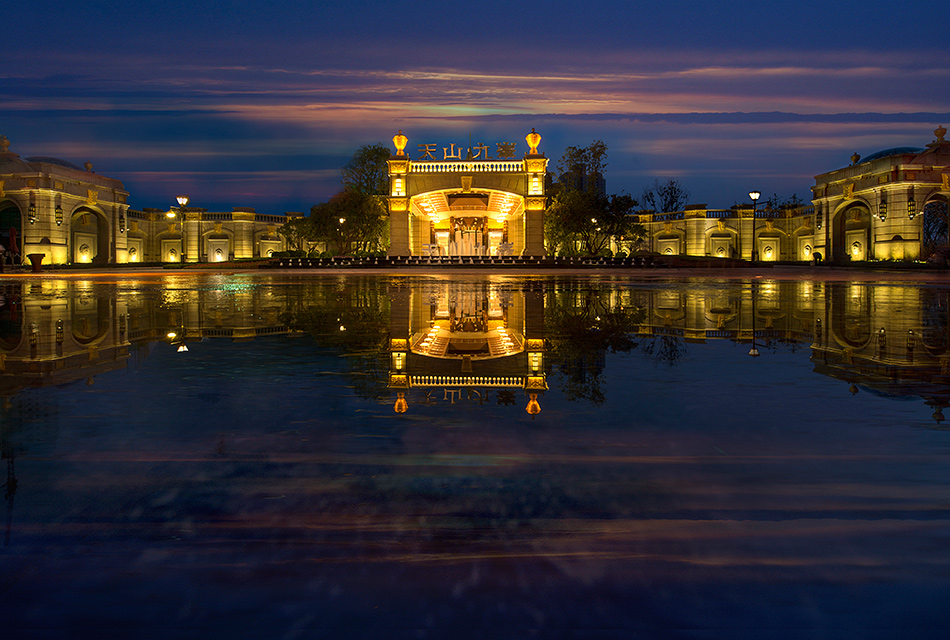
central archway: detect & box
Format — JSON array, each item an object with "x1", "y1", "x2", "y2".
[
  {"x1": 410, "y1": 189, "x2": 524, "y2": 257},
  {"x1": 70, "y1": 206, "x2": 110, "y2": 264},
  {"x1": 832, "y1": 202, "x2": 870, "y2": 261},
  {"x1": 0, "y1": 201, "x2": 21, "y2": 263}
]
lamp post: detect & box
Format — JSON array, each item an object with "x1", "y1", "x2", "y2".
[
  {"x1": 167, "y1": 196, "x2": 189, "y2": 261},
  {"x1": 749, "y1": 190, "x2": 761, "y2": 261}
]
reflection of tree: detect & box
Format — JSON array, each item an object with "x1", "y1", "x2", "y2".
[
  {"x1": 279, "y1": 282, "x2": 390, "y2": 400},
  {"x1": 637, "y1": 334, "x2": 688, "y2": 367},
  {"x1": 545, "y1": 287, "x2": 645, "y2": 405},
  {"x1": 921, "y1": 289, "x2": 949, "y2": 352}
]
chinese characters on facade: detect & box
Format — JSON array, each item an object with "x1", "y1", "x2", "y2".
[{"x1": 416, "y1": 142, "x2": 520, "y2": 161}]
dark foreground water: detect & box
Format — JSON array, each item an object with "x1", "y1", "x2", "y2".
[{"x1": 1, "y1": 273, "x2": 949, "y2": 638}]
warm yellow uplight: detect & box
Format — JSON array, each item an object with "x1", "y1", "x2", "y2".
[
  {"x1": 525, "y1": 128, "x2": 541, "y2": 155},
  {"x1": 394, "y1": 391, "x2": 408, "y2": 413},
  {"x1": 393, "y1": 130, "x2": 408, "y2": 156},
  {"x1": 167, "y1": 332, "x2": 177, "y2": 339},
  {"x1": 525, "y1": 393, "x2": 541, "y2": 415}
]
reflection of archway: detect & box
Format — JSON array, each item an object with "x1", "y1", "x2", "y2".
[
  {"x1": 0, "y1": 201, "x2": 21, "y2": 261},
  {"x1": 71, "y1": 293, "x2": 111, "y2": 345},
  {"x1": 922, "y1": 194, "x2": 949, "y2": 261},
  {"x1": 920, "y1": 288, "x2": 949, "y2": 356},
  {"x1": 409, "y1": 283, "x2": 525, "y2": 359},
  {"x1": 831, "y1": 284, "x2": 871, "y2": 349},
  {"x1": 833, "y1": 203, "x2": 870, "y2": 261},
  {"x1": 70, "y1": 207, "x2": 109, "y2": 264},
  {"x1": 0, "y1": 283, "x2": 22, "y2": 350}
]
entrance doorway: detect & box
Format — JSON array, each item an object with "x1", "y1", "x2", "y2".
[{"x1": 0, "y1": 203, "x2": 21, "y2": 264}]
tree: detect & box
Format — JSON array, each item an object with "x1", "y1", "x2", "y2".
[
  {"x1": 310, "y1": 189, "x2": 387, "y2": 255},
  {"x1": 341, "y1": 143, "x2": 390, "y2": 195},
  {"x1": 545, "y1": 189, "x2": 645, "y2": 256},
  {"x1": 276, "y1": 216, "x2": 315, "y2": 253},
  {"x1": 640, "y1": 179, "x2": 689, "y2": 213},
  {"x1": 556, "y1": 140, "x2": 608, "y2": 193},
  {"x1": 546, "y1": 140, "x2": 645, "y2": 256},
  {"x1": 923, "y1": 200, "x2": 949, "y2": 260},
  {"x1": 763, "y1": 193, "x2": 804, "y2": 211}
]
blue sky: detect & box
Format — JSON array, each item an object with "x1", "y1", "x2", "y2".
[{"x1": 3, "y1": 0, "x2": 949, "y2": 212}]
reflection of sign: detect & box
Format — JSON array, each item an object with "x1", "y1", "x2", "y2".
[{"x1": 416, "y1": 142, "x2": 520, "y2": 161}]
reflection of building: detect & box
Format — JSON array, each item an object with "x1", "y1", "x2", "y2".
[
  {"x1": 0, "y1": 280, "x2": 299, "y2": 399},
  {"x1": 633, "y1": 279, "x2": 950, "y2": 421},
  {"x1": 0, "y1": 135, "x2": 291, "y2": 265},
  {"x1": 386, "y1": 130, "x2": 548, "y2": 258},
  {"x1": 810, "y1": 285, "x2": 950, "y2": 422},
  {"x1": 388, "y1": 281, "x2": 546, "y2": 414}
]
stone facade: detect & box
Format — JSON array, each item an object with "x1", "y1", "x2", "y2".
[
  {"x1": 0, "y1": 135, "x2": 292, "y2": 265},
  {"x1": 636, "y1": 127, "x2": 950, "y2": 263},
  {"x1": 811, "y1": 126, "x2": 950, "y2": 262}
]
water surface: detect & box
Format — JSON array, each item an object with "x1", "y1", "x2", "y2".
[{"x1": 1, "y1": 273, "x2": 949, "y2": 638}]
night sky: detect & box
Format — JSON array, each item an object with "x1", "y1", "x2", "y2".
[{"x1": 4, "y1": 1, "x2": 949, "y2": 213}]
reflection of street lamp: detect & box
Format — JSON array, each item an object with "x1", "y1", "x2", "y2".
[
  {"x1": 749, "y1": 190, "x2": 761, "y2": 261},
  {"x1": 748, "y1": 279, "x2": 760, "y2": 357}
]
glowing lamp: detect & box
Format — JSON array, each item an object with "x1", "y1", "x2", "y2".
[
  {"x1": 394, "y1": 391, "x2": 408, "y2": 413},
  {"x1": 177, "y1": 195, "x2": 189, "y2": 207},
  {"x1": 55, "y1": 205, "x2": 64, "y2": 226},
  {"x1": 525, "y1": 128, "x2": 541, "y2": 155},
  {"x1": 749, "y1": 190, "x2": 761, "y2": 202},
  {"x1": 525, "y1": 393, "x2": 541, "y2": 415},
  {"x1": 908, "y1": 199, "x2": 917, "y2": 219},
  {"x1": 393, "y1": 130, "x2": 408, "y2": 156}
]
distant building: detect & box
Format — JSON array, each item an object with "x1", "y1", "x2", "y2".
[
  {"x1": 0, "y1": 135, "x2": 291, "y2": 265},
  {"x1": 811, "y1": 126, "x2": 950, "y2": 262},
  {"x1": 637, "y1": 127, "x2": 950, "y2": 262}
]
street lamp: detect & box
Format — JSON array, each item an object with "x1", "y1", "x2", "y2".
[
  {"x1": 167, "y1": 196, "x2": 189, "y2": 261},
  {"x1": 749, "y1": 190, "x2": 761, "y2": 261}
]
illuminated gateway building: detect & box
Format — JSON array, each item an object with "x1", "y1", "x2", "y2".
[{"x1": 385, "y1": 129, "x2": 548, "y2": 258}]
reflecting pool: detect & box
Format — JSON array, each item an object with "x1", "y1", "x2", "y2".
[{"x1": 1, "y1": 273, "x2": 949, "y2": 637}]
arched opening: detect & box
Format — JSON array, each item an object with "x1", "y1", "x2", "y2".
[
  {"x1": 922, "y1": 194, "x2": 949, "y2": 261},
  {"x1": 831, "y1": 283, "x2": 871, "y2": 349},
  {"x1": 71, "y1": 291, "x2": 111, "y2": 345},
  {"x1": 707, "y1": 229, "x2": 737, "y2": 259},
  {"x1": 410, "y1": 190, "x2": 523, "y2": 257},
  {"x1": 0, "y1": 283, "x2": 23, "y2": 351},
  {"x1": 70, "y1": 207, "x2": 110, "y2": 264},
  {"x1": 0, "y1": 201, "x2": 22, "y2": 264},
  {"x1": 833, "y1": 203, "x2": 870, "y2": 262}
]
